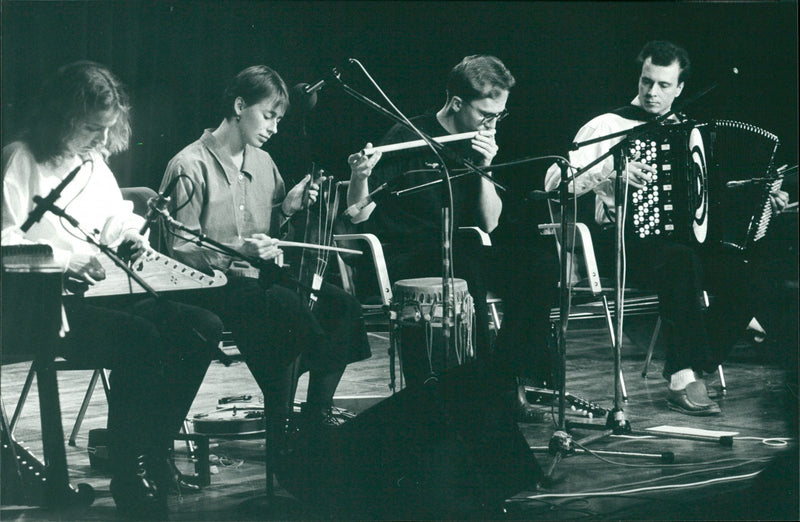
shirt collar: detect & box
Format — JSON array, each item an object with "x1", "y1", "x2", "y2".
[
  {"x1": 199, "y1": 129, "x2": 237, "y2": 184},
  {"x1": 240, "y1": 145, "x2": 259, "y2": 179},
  {"x1": 630, "y1": 96, "x2": 682, "y2": 123}
]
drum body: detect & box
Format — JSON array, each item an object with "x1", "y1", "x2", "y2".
[
  {"x1": 626, "y1": 120, "x2": 780, "y2": 251},
  {"x1": 389, "y1": 277, "x2": 475, "y2": 386}
]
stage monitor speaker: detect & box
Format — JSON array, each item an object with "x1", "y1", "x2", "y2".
[{"x1": 279, "y1": 362, "x2": 542, "y2": 520}]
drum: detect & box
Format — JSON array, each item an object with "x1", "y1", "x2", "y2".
[{"x1": 389, "y1": 277, "x2": 475, "y2": 387}]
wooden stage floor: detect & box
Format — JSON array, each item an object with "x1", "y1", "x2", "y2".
[{"x1": 2, "y1": 315, "x2": 798, "y2": 520}]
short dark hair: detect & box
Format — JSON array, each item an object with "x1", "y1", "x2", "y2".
[
  {"x1": 25, "y1": 61, "x2": 131, "y2": 163},
  {"x1": 446, "y1": 55, "x2": 516, "y2": 102},
  {"x1": 636, "y1": 40, "x2": 691, "y2": 84},
  {"x1": 222, "y1": 65, "x2": 289, "y2": 119}
]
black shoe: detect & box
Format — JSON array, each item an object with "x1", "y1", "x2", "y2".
[
  {"x1": 300, "y1": 403, "x2": 346, "y2": 429},
  {"x1": 667, "y1": 381, "x2": 721, "y2": 416},
  {"x1": 149, "y1": 456, "x2": 201, "y2": 496},
  {"x1": 513, "y1": 383, "x2": 545, "y2": 423},
  {"x1": 110, "y1": 455, "x2": 167, "y2": 519}
]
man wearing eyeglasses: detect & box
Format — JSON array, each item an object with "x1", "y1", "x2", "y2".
[
  {"x1": 347, "y1": 54, "x2": 510, "y2": 245},
  {"x1": 346, "y1": 54, "x2": 512, "y2": 388}
]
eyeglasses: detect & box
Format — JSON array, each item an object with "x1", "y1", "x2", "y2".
[{"x1": 467, "y1": 102, "x2": 509, "y2": 124}]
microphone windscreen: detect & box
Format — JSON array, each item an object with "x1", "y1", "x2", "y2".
[{"x1": 291, "y1": 83, "x2": 318, "y2": 113}]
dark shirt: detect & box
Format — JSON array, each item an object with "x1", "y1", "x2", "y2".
[{"x1": 364, "y1": 113, "x2": 484, "y2": 249}]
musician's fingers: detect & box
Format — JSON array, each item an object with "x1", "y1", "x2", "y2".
[
  {"x1": 350, "y1": 145, "x2": 381, "y2": 179},
  {"x1": 72, "y1": 265, "x2": 103, "y2": 285},
  {"x1": 366, "y1": 150, "x2": 382, "y2": 167},
  {"x1": 775, "y1": 190, "x2": 790, "y2": 205},
  {"x1": 246, "y1": 235, "x2": 279, "y2": 250},
  {"x1": 473, "y1": 130, "x2": 497, "y2": 144},
  {"x1": 81, "y1": 273, "x2": 98, "y2": 285},
  {"x1": 259, "y1": 246, "x2": 283, "y2": 261},
  {"x1": 127, "y1": 241, "x2": 146, "y2": 263},
  {"x1": 359, "y1": 142, "x2": 375, "y2": 157},
  {"x1": 627, "y1": 162, "x2": 654, "y2": 184},
  {"x1": 621, "y1": 171, "x2": 646, "y2": 189},
  {"x1": 770, "y1": 192, "x2": 789, "y2": 211},
  {"x1": 87, "y1": 257, "x2": 106, "y2": 280},
  {"x1": 473, "y1": 136, "x2": 498, "y2": 151},
  {"x1": 471, "y1": 138, "x2": 498, "y2": 166}
]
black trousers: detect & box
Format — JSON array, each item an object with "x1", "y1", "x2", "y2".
[
  {"x1": 60, "y1": 297, "x2": 221, "y2": 469},
  {"x1": 175, "y1": 277, "x2": 370, "y2": 413},
  {"x1": 593, "y1": 229, "x2": 743, "y2": 378}
]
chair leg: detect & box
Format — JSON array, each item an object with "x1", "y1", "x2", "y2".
[
  {"x1": 68, "y1": 369, "x2": 102, "y2": 446},
  {"x1": 717, "y1": 364, "x2": 727, "y2": 394},
  {"x1": 9, "y1": 363, "x2": 37, "y2": 434},
  {"x1": 182, "y1": 419, "x2": 196, "y2": 455},
  {"x1": 489, "y1": 302, "x2": 501, "y2": 331},
  {"x1": 642, "y1": 316, "x2": 662, "y2": 378},
  {"x1": 99, "y1": 368, "x2": 111, "y2": 397}
]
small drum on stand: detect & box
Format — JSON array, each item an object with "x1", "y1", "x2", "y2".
[{"x1": 389, "y1": 277, "x2": 475, "y2": 389}]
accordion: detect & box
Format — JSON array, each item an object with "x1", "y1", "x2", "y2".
[{"x1": 626, "y1": 120, "x2": 780, "y2": 251}]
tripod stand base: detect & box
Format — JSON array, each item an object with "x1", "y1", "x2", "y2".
[
  {"x1": 605, "y1": 406, "x2": 631, "y2": 432},
  {"x1": 566, "y1": 406, "x2": 631, "y2": 436}
]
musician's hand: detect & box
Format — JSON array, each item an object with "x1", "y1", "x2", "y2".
[
  {"x1": 471, "y1": 129, "x2": 498, "y2": 167},
  {"x1": 348, "y1": 144, "x2": 382, "y2": 180},
  {"x1": 282, "y1": 174, "x2": 313, "y2": 216},
  {"x1": 622, "y1": 161, "x2": 656, "y2": 189},
  {"x1": 769, "y1": 189, "x2": 790, "y2": 213},
  {"x1": 66, "y1": 254, "x2": 106, "y2": 285},
  {"x1": 118, "y1": 230, "x2": 148, "y2": 263},
  {"x1": 242, "y1": 233, "x2": 282, "y2": 262},
  {"x1": 302, "y1": 175, "x2": 331, "y2": 209}
]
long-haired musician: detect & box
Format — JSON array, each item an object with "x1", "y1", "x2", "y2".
[
  {"x1": 159, "y1": 65, "x2": 370, "y2": 438},
  {"x1": 1, "y1": 61, "x2": 223, "y2": 517},
  {"x1": 544, "y1": 41, "x2": 790, "y2": 416}
]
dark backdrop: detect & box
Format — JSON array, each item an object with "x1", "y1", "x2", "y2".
[{"x1": 2, "y1": 0, "x2": 797, "y2": 201}]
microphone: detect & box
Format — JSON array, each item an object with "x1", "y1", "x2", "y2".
[
  {"x1": 527, "y1": 189, "x2": 560, "y2": 202},
  {"x1": 21, "y1": 162, "x2": 85, "y2": 232},
  {"x1": 726, "y1": 178, "x2": 768, "y2": 189},
  {"x1": 292, "y1": 83, "x2": 319, "y2": 112},
  {"x1": 303, "y1": 66, "x2": 343, "y2": 95},
  {"x1": 343, "y1": 181, "x2": 392, "y2": 219},
  {"x1": 139, "y1": 175, "x2": 181, "y2": 235}
]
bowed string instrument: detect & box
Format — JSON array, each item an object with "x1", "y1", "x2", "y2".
[{"x1": 294, "y1": 163, "x2": 345, "y2": 310}]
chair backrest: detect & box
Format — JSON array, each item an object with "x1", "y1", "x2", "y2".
[{"x1": 544, "y1": 198, "x2": 603, "y2": 296}]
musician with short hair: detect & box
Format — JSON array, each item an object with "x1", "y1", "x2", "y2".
[
  {"x1": 346, "y1": 55, "x2": 559, "y2": 419},
  {"x1": 544, "y1": 40, "x2": 789, "y2": 416},
  {"x1": 1, "y1": 61, "x2": 223, "y2": 518},
  {"x1": 160, "y1": 65, "x2": 370, "y2": 435}
]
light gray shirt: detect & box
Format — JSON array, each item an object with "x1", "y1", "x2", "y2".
[{"x1": 161, "y1": 129, "x2": 286, "y2": 273}]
